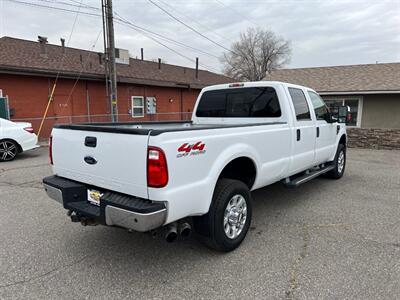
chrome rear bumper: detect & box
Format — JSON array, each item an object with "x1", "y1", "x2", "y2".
[
  {"x1": 105, "y1": 205, "x2": 167, "y2": 232},
  {"x1": 43, "y1": 176, "x2": 167, "y2": 232}
]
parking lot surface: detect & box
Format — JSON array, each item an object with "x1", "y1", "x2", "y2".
[{"x1": 0, "y1": 147, "x2": 399, "y2": 299}]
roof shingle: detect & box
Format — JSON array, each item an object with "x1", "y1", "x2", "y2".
[
  {"x1": 265, "y1": 63, "x2": 400, "y2": 93},
  {"x1": 0, "y1": 36, "x2": 231, "y2": 89}
]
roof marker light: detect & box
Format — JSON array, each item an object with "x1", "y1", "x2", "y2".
[{"x1": 229, "y1": 83, "x2": 244, "y2": 88}]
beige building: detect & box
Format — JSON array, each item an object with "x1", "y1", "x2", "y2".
[{"x1": 265, "y1": 63, "x2": 400, "y2": 129}]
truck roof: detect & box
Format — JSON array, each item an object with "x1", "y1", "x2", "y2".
[{"x1": 202, "y1": 81, "x2": 314, "y2": 92}]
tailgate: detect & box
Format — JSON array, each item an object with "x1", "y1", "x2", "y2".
[{"x1": 51, "y1": 128, "x2": 149, "y2": 199}]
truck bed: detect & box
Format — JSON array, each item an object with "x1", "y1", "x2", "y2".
[{"x1": 54, "y1": 120, "x2": 285, "y2": 136}]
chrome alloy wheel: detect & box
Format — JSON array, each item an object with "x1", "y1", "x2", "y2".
[
  {"x1": 337, "y1": 150, "x2": 345, "y2": 174},
  {"x1": 0, "y1": 141, "x2": 17, "y2": 161},
  {"x1": 223, "y1": 194, "x2": 247, "y2": 239}
]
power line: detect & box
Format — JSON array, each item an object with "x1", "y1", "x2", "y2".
[
  {"x1": 4, "y1": 0, "x2": 100, "y2": 17},
  {"x1": 37, "y1": 0, "x2": 83, "y2": 136},
  {"x1": 46, "y1": 0, "x2": 82, "y2": 87},
  {"x1": 59, "y1": 29, "x2": 103, "y2": 116},
  {"x1": 5, "y1": 0, "x2": 221, "y2": 62},
  {"x1": 113, "y1": 11, "x2": 222, "y2": 72},
  {"x1": 36, "y1": 0, "x2": 98, "y2": 11},
  {"x1": 147, "y1": 0, "x2": 234, "y2": 54},
  {"x1": 114, "y1": 12, "x2": 220, "y2": 60},
  {"x1": 156, "y1": 0, "x2": 232, "y2": 44},
  {"x1": 114, "y1": 17, "x2": 221, "y2": 73},
  {"x1": 43, "y1": 0, "x2": 224, "y2": 61},
  {"x1": 65, "y1": 0, "x2": 99, "y2": 10},
  {"x1": 214, "y1": 0, "x2": 260, "y2": 27},
  {"x1": 43, "y1": 0, "x2": 223, "y2": 60},
  {"x1": 4, "y1": 0, "x2": 223, "y2": 73}
]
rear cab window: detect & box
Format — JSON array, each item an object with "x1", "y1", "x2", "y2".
[
  {"x1": 288, "y1": 88, "x2": 311, "y2": 121},
  {"x1": 196, "y1": 87, "x2": 282, "y2": 118}
]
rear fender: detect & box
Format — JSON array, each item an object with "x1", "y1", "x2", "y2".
[
  {"x1": 205, "y1": 143, "x2": 260, "y2": 211},
  {"x1": 149, "y1": 142, "x2": 260, "y2": 224}
]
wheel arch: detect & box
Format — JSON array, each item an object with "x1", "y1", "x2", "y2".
[
  {"x1": 191, "y1": 145, "x2": 260, "y2": 220},
  {"x1": 0, "y1": 138, "x2": 23, "y2": 153},
  {"x1": 339, "y1": 134, "x2": 347, "y2": 146},
  {"x1": 217, "y1": 156, "x2": 257, "y2": 190}
]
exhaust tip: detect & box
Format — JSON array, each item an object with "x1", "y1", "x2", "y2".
[
  {"x1": 179, "y1": 222, "x2": 192, "y2": 240},
  {"x1": 166, "y1": 231, "x2": 178, "y2": 243},
  {"x1": 180, "y1": 228, "x2": 191, "y2": 239},
  {"x1": 165, "y1": 222, "x2": 178, "y2": 243}
]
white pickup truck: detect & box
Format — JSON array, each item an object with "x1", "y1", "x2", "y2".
[{"x1": 43, "y1": 81, "x2": 348, "y2": 251}]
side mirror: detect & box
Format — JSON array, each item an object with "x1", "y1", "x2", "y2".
[
  {"x1": 324, "y1": 112, "x2": 337, "y2": 123},
  {"x1": 337, "y1": 105, "x2": 349, "y2": 124},
  {"x1": 328, "y1": 105, "x2": 349, "y2": 124}
]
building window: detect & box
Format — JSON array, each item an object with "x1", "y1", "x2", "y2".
[
  {"x1": 288, "y1": 88, "x2": 311, "y2": 120},
  {"x1": 132, "y1": 96, "x2": 144, "y2": 118},
  {"x1": 322, "y1": 97, "x2": 362, "y2": 127}
]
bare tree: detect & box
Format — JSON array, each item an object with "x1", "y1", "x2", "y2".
[{"x1": 221, "y1": 27, "x2": 291, "y2": 81}]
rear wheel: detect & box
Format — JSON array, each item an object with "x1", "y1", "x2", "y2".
[
  {"x1": 326, "y1": 143, "x2": 346, "y2": 179},
  {"x1": 0, "y1": 140, "x2": 19, "y2": 162},
  {"x1": 194, "y1": 179, "x2": 252, "y2": 252}
]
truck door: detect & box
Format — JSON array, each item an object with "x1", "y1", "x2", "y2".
[
  {"x1": 287, "y1": 87, "x2": 316, "y2": 174},
  {"x1": 307, "y1": 91, "x2": 337, "y2": 164}
]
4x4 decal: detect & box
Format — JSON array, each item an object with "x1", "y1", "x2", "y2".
[{"x1": 177, "y1": 142, "x2": 206, "y2": 158}]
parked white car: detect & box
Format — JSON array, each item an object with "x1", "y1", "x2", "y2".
[
  {"x1": 0, "y1": 118, "x2": 39, "y2": 162},
  {"x1": 44, "y1": 81, "x2": 348, "y2": 251}
]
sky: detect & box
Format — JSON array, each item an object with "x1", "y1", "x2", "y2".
[{"x1": 0, "y1": 0, "x2": 399, "y2": 74}]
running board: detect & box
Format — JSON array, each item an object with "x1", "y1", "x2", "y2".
[{"x1": 284, "y1": 165, "x2": 335, "y2": 188}]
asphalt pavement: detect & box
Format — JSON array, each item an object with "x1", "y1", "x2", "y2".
[{"x1": 0, "y1": 147, "x2": 399, "y2": 299}]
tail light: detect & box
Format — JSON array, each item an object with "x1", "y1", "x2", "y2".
[
  {"x1": 147, "y1": 146, "x2": 168, "y2": 188},
  {"x1": 24, "y1": 127, "x2": 34, "y2": 134},
  {"x1": 49, "y1": 135, "x2": 53, "y2": 165}
]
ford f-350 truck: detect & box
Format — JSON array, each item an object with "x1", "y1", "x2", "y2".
[{"x1": 43, "y1": 81, "x2": 348, "y2": 252}]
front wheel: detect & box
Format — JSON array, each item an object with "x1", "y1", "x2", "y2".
[
  {"x1": 0, "y1": 140, "x2": 19, "y2": 162},
  {"x1": 326, "y1": 143, "x2": 346, "y2": 179},
  {"x1": 194, "y1": 179, "x2": 252, "y2": 252}
]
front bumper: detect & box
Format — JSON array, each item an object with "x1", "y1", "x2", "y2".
[{"x1": 43, "y1": 175, "x2": 167, "y2": 232}]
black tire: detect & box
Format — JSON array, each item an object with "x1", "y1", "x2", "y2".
[
  {"x1": 326, "y1": 143, "x2": 346, "y2": 179},
  {"x1": 193, "y1": 179, "x2": 252, "y2": 252},
  {"x1": 0, "y1": 139, "x2": 19, "y2": 162}
]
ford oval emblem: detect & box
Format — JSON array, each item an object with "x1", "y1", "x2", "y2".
[{"x1": 84, "y1": 156, "x2": 97, "y2": 165}]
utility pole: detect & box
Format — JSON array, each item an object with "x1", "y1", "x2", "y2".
[
  {"x1": 103, "y1": 0, "x2": 118, "y2": 122},
  {"x1": 101, "y1": 0, "x2": 109, "y2": 122}
]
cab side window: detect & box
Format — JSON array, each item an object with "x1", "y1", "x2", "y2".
[
  {"x1": 288, "y1": 88, "x2": 311, "y2": 120},
  {"x1": 307, "y1": 91, "x2": 330, "y2": 121}
]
